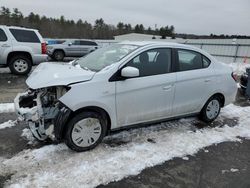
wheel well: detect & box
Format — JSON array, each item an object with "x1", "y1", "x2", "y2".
[
  {"x1": 53, "y1": 49, "x2": 65, "y2": 55},
  {"x1": 211, "y1": 93, "x2": 225, "y2": 107},
  {"x1": 7, "y1": 51, "x2": 32, "y2": 65},
  {"x1": 65, "y1": 106, "x2": 111, "y2": 136}
]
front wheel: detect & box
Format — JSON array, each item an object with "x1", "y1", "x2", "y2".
[
  {"x1": 199, "y1": 96, "x2": 221, "y2": 123},
  {"x1": 64, "y1": 112, "x2": 107, "y2": 152}
]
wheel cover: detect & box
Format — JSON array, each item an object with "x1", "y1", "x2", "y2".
[
  {"x1": 13, "y1": 59, "x2": 28, "y2": 73},
  {"x1": 55, "y1": 52, "x2": 62, "y2": 60},
  {"x1": 206, "y1": 99, "x2": 220, "y2": 119},
  {"x1": 71, "y1": 118, "x2": 102, "y2": 147}
]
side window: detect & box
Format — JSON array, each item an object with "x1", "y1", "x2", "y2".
[
  {"x1": 72, "y1": 40, "x2": 81, "y2": 45},
  {"x1": 80, "y1": 41, "x2": 87, "y2": 45},
  {"x1": 90, "y1": 41, "x2": 98, "y2": 46},
  {"x1": 80, "y1": 41, "x2": 98, "y2": 46},
  {"x1": 9, "y1": 29, "x2": 40, "y2": 43},
  {"x1": 0, "y1": 29, "x2": 7, "y2": 41},
  {"x1": 177, "y1": 49, "x2": 202, "y2": 71},
  {"x1": 202, "y1": 55, "x2": 211, "y2": 68},
  {"x1": 126, "y1": 48, "x2": 171, "y2": 77}
]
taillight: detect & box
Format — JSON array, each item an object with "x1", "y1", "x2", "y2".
[
  {"x1": 41, "y1": 42, "x2": 47, "y2": 54},
  {"x1": 231, "y1": 72, "x2": 237, "y2": 82}
]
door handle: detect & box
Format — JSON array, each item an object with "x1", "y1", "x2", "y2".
[
  {"x1": 162, "y1": 85, "x2": 173, "y2": 90},
  {"x1": 1, "y1": 44, "x2": 10, "y2": 47},
  {"x1": 204, "y1": 79, "x2": 211, "y2": 82}
]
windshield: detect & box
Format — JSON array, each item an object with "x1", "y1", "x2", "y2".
[{"x1": 76, "y1": 44, "x2": 139, "y2": 71}]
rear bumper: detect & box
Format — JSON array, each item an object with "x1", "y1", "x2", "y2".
[{"x1": 32, "y1": 54, "x2": 48, "y2": 65}]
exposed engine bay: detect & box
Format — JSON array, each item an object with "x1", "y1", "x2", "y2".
[{"x1": 14, "y1": 86, "x2": 70, "y2": 141}]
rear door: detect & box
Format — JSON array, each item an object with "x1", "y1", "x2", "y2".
[
  {"x1": 172, "y1": 48, "x2": 214, "y2": 116},
  {"x1": 0, "y1": 27, "x2": 12, "y2": 65},
  {"x1": 115, "y1": 48, "x2": 176, "y2": 127}
]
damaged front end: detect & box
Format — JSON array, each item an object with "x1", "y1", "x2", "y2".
[{"x1": 14, "y1": 87, "x2": 71, "y2": 141}]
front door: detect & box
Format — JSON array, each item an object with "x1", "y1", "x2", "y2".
[{"x1": 115, "y1": 48, "x2": 176, "y2": 127}]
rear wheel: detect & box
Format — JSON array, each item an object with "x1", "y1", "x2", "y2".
[
  {"x1": 64, "y1": 111, "x2": 107, "y2": 152},
  {"x1": 53, "y1": 50, "x2": 64, "y2": 61},
  {"x1": 8, "y1": 55, "x2": 32, "y2": 75},
  {"x1": 199, "y1": 96, "x2": 221, "y2": 123}
]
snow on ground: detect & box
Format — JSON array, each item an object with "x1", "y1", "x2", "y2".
[
  {"x1": 222, "y1": 168, "x2": 240, "y2": 174},
  {"x1": 0, "y1": 103, "x2": 15, "y2": 113},
  {"x1": 1, "y1": 104, "x2": 250, "y2": 188},
  {"x1": 0, "y1": 120, "x2": 16, "y2": 130},
  {"x1": 21, "y1": 128, "x2": 36, "y2": 145}
]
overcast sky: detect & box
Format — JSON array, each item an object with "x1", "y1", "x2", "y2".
[{"x1": 1, "y1": 0, "x2": 250, "y2": 35}]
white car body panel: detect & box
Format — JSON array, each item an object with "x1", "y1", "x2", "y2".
[
  {"x1": 172, "y1": 63, "x2": 217, "y2": 116},
  {"x1": 59, "y1": 72, "x2": 117, "y2": 128},
  {"x1": 59, "y1": 42, "x2": 237, "y2": 130},
  {"x1": 26, "y1": 62, "x2": 95, "y2": 89},
  {"x1": 116, "y1": 73, "x2": 176, "y2": 127},
  {"x1": 15, "y1": 41, "x2": 238, "y2": 135},
  {"x1": 213, "y1": 61, "x2": 238, "y2": 106}
]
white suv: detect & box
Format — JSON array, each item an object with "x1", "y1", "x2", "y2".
[
  {"x1": 0, "y1": 25, "x2": 47, "y2": 75},
  {"x1": 14, "y1": 42, "x2": 237, "y2": 152}
]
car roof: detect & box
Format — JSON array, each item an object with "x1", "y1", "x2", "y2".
[
  {"x1": 119, "y1": 41, "x2": 217, "y2": 62},
  {"x1": 67, "y1": 39, "x2": 95, "y2": 42},
  {"x1": 0, "y1": 25, "x2": 38, "y2": 31},
  {"x1": 119, "y1": 40, "x2": 194, "y2": 49}
]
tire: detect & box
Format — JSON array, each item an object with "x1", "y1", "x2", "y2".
[
  {"x1": 8, "y1": 55, "x2": 32, "y2": 75},
  {"x1": 199, "y1": 96, "x2": 221, "y2": 123},
  {"x1": 53, "y1": 50, "x2": 64, "y2": 61},
  {"x1": 64, "y1": 111, "x2": 107, "y2": 152}
]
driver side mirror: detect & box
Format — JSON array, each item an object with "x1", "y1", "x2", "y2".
[
  {"x1": 68, "y1": 43, "x2": 72, "y2": 46},
  {"x1": 121, "y1": 66, "x2": 139, "y2": 78}
]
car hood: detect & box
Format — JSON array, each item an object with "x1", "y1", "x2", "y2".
[{"x1": 26, "y1": 62, "x2": 95, "y2": 89}]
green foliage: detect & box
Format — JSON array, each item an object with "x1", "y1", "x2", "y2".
[{"x1": 0, "y1": 6, "x2": 175, "y2": 39}]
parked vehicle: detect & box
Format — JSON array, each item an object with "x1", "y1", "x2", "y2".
[
  {"x1": 0, "y1": 25, "x2": 47, "y2": 75},
  {"x1": 47, "y1": 39, "x2": 99, "y2": 61},
  {"x1": 14, "y1": 41, "x2": 237, "y2": 152}
]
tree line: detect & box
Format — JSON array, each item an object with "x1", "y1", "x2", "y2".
[
  {"x1": 0, "y1": 6, "x2": 175, "y2": 39},
  {"x1": 1, "y1": 7, "x2": 249, "y2": 39}
]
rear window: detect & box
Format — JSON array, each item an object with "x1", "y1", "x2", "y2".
[
  {"x1": 9, "y1": 29, "x2": 40, "y2": 43},
  {"x1": 0, "y1": 29, "x2": 7, "y2": 41},
  {"x1": 177, "y1": 49, "x2": 203, "y2": 71}
]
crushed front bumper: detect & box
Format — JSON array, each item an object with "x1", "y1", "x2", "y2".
[
  {"x1": 14, "y1": 91, "x2": 49, "y2": 140},
  {"x1": 14, "y1": 90, "x2": 71, "y2": 141},
  {"x1": 14, "y1": 91, "x2": 41, "y2": 121}
]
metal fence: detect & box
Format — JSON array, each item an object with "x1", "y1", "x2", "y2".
[
  {"x1": 185, "y1": 42, "x2": 250, "y2": 64},
  {"x1": 46, "y1": 38, "x2": 250, "y2": 64}
]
